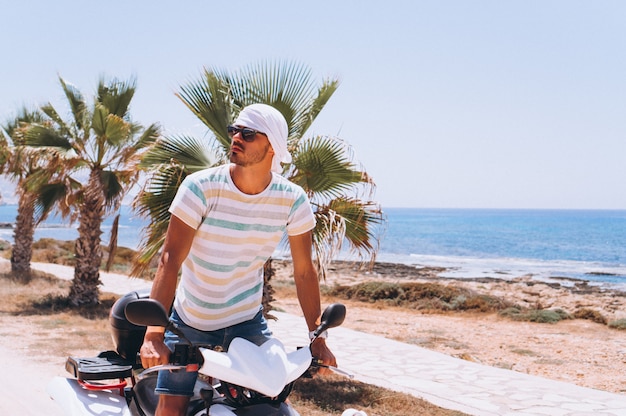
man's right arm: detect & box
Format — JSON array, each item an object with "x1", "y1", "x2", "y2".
[{"x1": 140, "y1": 215, "x2": 196, "y2": 368}]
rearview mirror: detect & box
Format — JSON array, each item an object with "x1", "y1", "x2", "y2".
[
  {"x1": 313, "y1": 303, "x2": 346, "y2": 337},
  {"x1": 125, "y1": 298, "x2": 170, "y2": 328}
]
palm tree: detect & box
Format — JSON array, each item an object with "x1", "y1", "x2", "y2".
[
  {"x1": 24, "y1": 76, "x2": 160, "y2": 305},
  {"x1": 0, "y1": 107, "x2": 58, "y2": 280},
  {"x1": 134, "y1": 61, "x2": 383, "y2": 313}
]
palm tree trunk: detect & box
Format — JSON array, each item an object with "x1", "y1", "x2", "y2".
[
  {"x1": 69, "y1": 169, "x2": 105, "y2": 306},
  {"x1": 11, "y1": 191, "x2": 36, "y2": 281},
  {"x1": 105, "y1": 213, "x2": 120, "y2": 272},
  {"x1": 262, "y1": 258, "x2": 277, "y2": 320}
]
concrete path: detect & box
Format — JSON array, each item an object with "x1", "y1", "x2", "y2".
[
  {"x1": 31, "y1": 261, "x2": 153, "y2": 296},
  {"x1": 31, "y1": 262, "x2": 626, "y2": 415}
]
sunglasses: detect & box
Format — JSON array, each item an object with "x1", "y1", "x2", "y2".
[{"x1": 227, "y1": 125, "x2": 266, "y2": 142}]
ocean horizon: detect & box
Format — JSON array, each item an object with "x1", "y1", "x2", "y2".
[
  {"x1": 374, "y1": 208, "x2": 626, "y2": 290},
  {"x1": 0, "y1": 205, "x2": 624, "y2": 290}
]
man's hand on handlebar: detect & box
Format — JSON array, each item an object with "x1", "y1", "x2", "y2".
[
  {"x1": 311, "y1": 337, "x2": 336, "y2": 376},
  {"x1": 140, "y1": 327, "x2": 171, "y2": 369}
]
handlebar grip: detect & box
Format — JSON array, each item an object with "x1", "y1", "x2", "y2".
[{"x1": 310, "y1": 358, "x2": 354, "y2": 379}]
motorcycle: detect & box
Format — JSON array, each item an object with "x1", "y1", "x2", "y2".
[{"x1": 47, "y1": 291, "x2": 362, "y2": 416}]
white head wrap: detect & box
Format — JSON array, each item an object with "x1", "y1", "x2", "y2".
[{"x1": 234, "y1": 104, "x2": 291, "y2": 173}]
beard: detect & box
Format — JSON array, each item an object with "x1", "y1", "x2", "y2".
[{"x1": 229, "y1": 142, "x2": 272, "y2": 167}]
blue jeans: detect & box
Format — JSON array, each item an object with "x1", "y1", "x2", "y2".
[{"x1": 155, "y1": 307, "x2": 272, "y2": 396}]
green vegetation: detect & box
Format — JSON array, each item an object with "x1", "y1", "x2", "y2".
[
  {"x1": 328, "y1": 280, "x2": 626, "y2": 330},
  {"x1": 499, "y1": 307, "x2": 571, "y2": 324},
  {"x1": 328, "y1": 281, "x2": 509, "y2": 312}
]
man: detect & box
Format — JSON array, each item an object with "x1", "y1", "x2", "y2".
[{"x1": 139, "y1": 103, "x2": 337, "y2": 416}]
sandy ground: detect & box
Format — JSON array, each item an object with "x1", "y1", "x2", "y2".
[
  {"x1": 1, "y1": 258, "x2": 626, "y2": 415},
  {"x1": 0, "y1": 343, "x2": 66, "y2": 416}
]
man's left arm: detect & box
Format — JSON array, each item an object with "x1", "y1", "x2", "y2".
[{"x1": 288, "y1": 231, "x2": 337, "y2": 371}]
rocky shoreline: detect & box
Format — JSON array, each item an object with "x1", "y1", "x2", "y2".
[{"x1": 275, "y1": 259, "x2": 626, "y2": 322}]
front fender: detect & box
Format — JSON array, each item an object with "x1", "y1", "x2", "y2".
[{"x1": 199, "y1": 338, "x2": 311, "y2": 398}]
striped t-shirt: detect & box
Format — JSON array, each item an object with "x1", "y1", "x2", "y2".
[{"x1": 169, "y1": 163, "x2": 315, "y2": 331}]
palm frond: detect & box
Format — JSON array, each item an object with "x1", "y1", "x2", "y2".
[
  {"x1": 139, "y1": 134, "x2": 216, "y2": 172},
  {"x1": 131, "y1": 230, "x2": 166, "y2": 276},
  {"x1": 39, "y1": 104, "x2": 74, "y2": 139},
  {"x1": 97, "y1": 76, "x2": 137, "y2": 118},
  {"x1": 176, "y1": 71, "x2": 233, "y2": 150},
  {"x1": 130, "y1": 170, "x2": 182, "y2": 277},
  {"x1": 58, "y1": 77, "x2": 89, "y2": 131},
  {"x1": 25, "y1": 124, "x2": 74, "y2": 151},
  {"x1": 311, "y1": 198, "x2": 384, "y2": 278},
  {"x1": 91, "y1": 103, "x2": 108, "y2": 137},
  {"x1": 311, "y1": 208, "x2": 346, "y2": 280},
  {"x1": 2, "y1": 107, "x2": 45, "y2": 140},
  {"x1": 327, "y1": 197, "x2": 384, "y2": 254},
  {"x1": 236, "y1": 61, "x2": 311, "y2": 119},
  {"x1": 293, "y1": 77, "x2": 340, "y2": 138},
  {"x1": 290, "y1": 135, "x2": 364, "y2": 199},
  {"x1": 101, "y1": 170, "x2": 124, "y2": 210},
  {"x1": 134, "y1": 163, "x2": 188, "y2": 229},
  {"x1": 33, "y1": 182, "x2": 70, "y2": 222},
  {"x1": 133, "y1": 123, "x2": 161, "y2": 151},
  {"x1": 104, "y1": 114, "x2": 132, "y2": 146}
]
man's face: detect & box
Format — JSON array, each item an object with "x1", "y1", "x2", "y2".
[{"x1": 228, "y1": 125, "x2": 273, "y2": 167}]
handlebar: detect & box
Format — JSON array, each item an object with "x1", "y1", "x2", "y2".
[
  {"x1": 311, "y1": 358, "x2": 354, "y2": 379},
  {"x1": 137, "y1": 363, "x2": 201, "y2": 380}
]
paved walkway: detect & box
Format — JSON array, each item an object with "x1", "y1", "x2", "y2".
[{"x1": 33, "y1": 262, "x2": 626, "y2": 416}]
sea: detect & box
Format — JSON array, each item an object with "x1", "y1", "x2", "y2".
[{"x1": 0, "y1": 205, "x2": 624, "y2": 290}]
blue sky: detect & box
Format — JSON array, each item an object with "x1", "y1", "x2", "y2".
[{"x1": 2, "y1": 1, "x2": 625, "y2": 209}]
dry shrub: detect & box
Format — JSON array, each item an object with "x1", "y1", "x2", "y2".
[
  {"x1": 0, "y1": 270, "x2": 67, "y2": 312},
  {"x1": 0, "y1": 270, "x2": 117, "y2": 319},
  {"x1": 30, "y1": 293, "x2": 117, "y2": 319},
  {"x1": 29, "y1": 238, "x2": 154, "y2": 278},
  {"x1": 32, "y1": 238, "x2": 76, "y2": 265},
  {"x1": 573, "y1": 308, "x2": 608, "y2": 324}
]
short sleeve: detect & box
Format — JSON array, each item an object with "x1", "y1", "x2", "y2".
[
  {"x1": 168, "y1": 175, "x2": 206, "y2": 230},
  {"x1": 286, "y1": 191, "x2": 315, "y2": 236}
]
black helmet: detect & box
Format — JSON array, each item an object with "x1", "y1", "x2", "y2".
[{"x1": 109, "y1": 290, "x2": 150, "y2": 361}]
